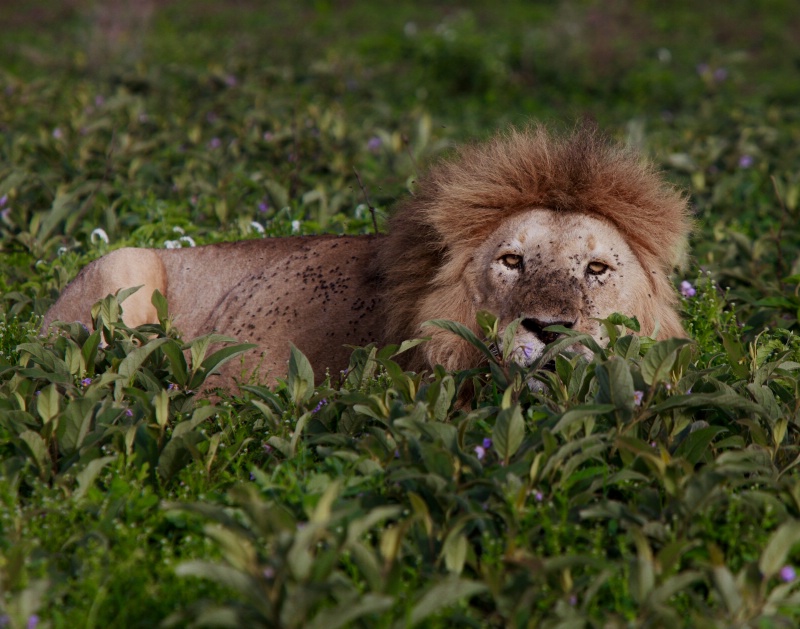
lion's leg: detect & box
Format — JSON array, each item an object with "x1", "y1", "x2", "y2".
[{"x1": 43, "y1": 247, "x2": 168, "y2": 330}]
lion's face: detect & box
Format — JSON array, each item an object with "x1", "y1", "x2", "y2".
[{"x1": 468, "y1": 208, "x2": 650, "y2": 366}]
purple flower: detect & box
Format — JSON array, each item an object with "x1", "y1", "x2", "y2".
[
  {"x1": 27, "y1": 616, "x2": 39, "y2": 629},
  {"x1": 81, "y1": 377, "x2": 92, "y2": 386},
  {"x1": 258, "y1": 200, "x2": 270, "y2": 213},
  {"x1": 312, "y1": 398, "x2": 328, "y2": 414},
  {"x1": 208, "y1": 137, "x2": 222, "y2": 149},
  {"x1": 125, "y1": 409, "x2": 133, "y2": 417},
  {"x1": 482, "y1": 437, "x2": 492, "y2": 449},
  {"x1": 532, "y1": 490, "x2": 543, "y2": 502},
  {"x1": 680, "y1": 280, "x2": 697, "y2": 298},
  {"x1": 263, "y1": 566, "x2": 275, "y2": 579},
  {"x1": 168, "y1": 383, "x2": 177, "y2": 391},
  {"x1": 263, "y1": 131, "x2": 274, "y2": 142},
  {"x1": 224, "y1": 74, "x2": 237, "y2": 87},
  {"x1": 780, "y1": 565, "x2": 796, "y2": 582},
  {"x1": 262, "y1": 443, "x2": 272, "y2": 454},
  {"x1": 739, "y1": 155, "x2": 753, "y2": 169},
  {"x1": 633, "y1": 390, "x2": 644, "y2": 406},
  {"x1": 367, "y1": 136, "x2": 382, "y2": 153},
  {"x1": 474, "y1": 445, "x2": 486, "y2": 460},
  {"x1": 52, "y1": 128, "x2": 63, "y2": 139},
  {"x1": 713, "y1": 68, "x2": 728, "y2": 82},
  {"x1": 95, "y1": 95, "x2": 105, "y2": 106},
  {"x1": 0, "y1": 195, "x2": 7, "y2": 207}
]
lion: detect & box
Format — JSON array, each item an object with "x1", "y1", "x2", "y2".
[{"x1": 43, "y1": 125, "x2": 691, "y2": 390}]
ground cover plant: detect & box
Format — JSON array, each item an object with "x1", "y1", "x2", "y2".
[{"x1": 2, "y1": 0, "x2": 800, "y2": 626}]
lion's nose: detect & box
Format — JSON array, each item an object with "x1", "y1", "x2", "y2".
[{"x1": 521, "y1": 317, "x2": 574, "y2": 345}]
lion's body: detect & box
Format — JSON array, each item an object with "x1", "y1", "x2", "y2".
[
  {"x1": 43, "y1": 236, "x2": 385, "y2": 388},
  {"x1": 43, "y1": 126, "x2": 691, "y2": 390}
]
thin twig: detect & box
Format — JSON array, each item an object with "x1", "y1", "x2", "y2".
[
  {"x1": 401, "y1": 133, "x2": 419, "y2": 176},
  {"x1": 770, "y1": 175, "x2": 790, "y2": 286},
  {"x1": 353, "y1": 167, "x2": 379, "y2": 235}
]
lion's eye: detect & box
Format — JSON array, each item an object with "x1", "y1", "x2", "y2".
[
  {"x1": 587, "y1": 261, "x2": 609, "y2": 275},
  {"x1": 500, "y1": 254, "x2": 523, "y2": 269}
]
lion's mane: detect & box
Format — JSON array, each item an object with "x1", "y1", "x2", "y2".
[{"x1": 378, "y1": 124, "x2": 692, "y2": 371}]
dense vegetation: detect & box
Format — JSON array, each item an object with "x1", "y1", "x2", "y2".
[{"x1": 2, "y1": 1, "x2": 800, "y2": 626}]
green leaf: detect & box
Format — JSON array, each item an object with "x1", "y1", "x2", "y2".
[
  {"x1": 36, "y1": 383, "x2": 60, "y2": 424},
  {"x1": 154, "y1": 389, "x2": 169, "y2": 429},
  {"x1": 759, "y1": 521, "x2": 800, "y2": 578},
  {"x1": 595, "y1": 357, "x2": 634, "y2": 423},
  {"x1": 606, "y1": 312, "x2": 641, "y2": 332},
  {"x1": 17, "y1": 343, "x2": 71, "y2": 376},
  {"x1": 650, "y1": 391, "x2": 768, "y2": 418},
  {"x1": 287, "y1": 343, "x2": 315, "y2": 404},
  {"x1": 57, "y1": 398, "x2": 96, "y2": 455},
  {"x1": 161, "y1": 339, "x2": 188, "y2": 387},
  {"x1": 551, "y1": 404, "x2": 615, "y2": 436},
  {"x1": 20, "y1": 430, "x2": 50, "y2": 476},
  {"x1": 476, "y1": 310, "x2": 499, "y2": 338},
  {"x1": 80, "y1": 329, "x2": 102, "y2": 374},
  {"x1": 614, "y1": 334, "x2": 641, "y2": 359},
  {"x1": 400, "y1": 577, "x2": 486, "y2": 628},
  {"x1": 493, "y1": 403, "x2": 525, "y2": 464},
  {"x1": 188, "y1": 333, "x2": 240, "y2": 370},
  {"x1": 442, "y1": 529, "x2": 468, "y2": 575},
  {"x1": 151, "y1": 289, "x2": 169, "y2": 323},
  {"x1": 673, "y1": 426, "x2": 727, "y2": 464},
  {"x1": 721, "y1": 332, "x2": 749, "y2": 379},
  {"x1": 501, "y1": 318, "x2": 522, "y2": 362},
  {"x1": 641, "y1": 338, "x2": 691, "y2": 385},
  {"x1": 175, "y1": 561, "x2": 264, "y2": 605},
  {"x1": 307, "y1": 594, "x2": 394, "y2": 629},
  {"x1": 423, "y1": 319, "x2": 495, "y2": 363},
  {"x1": 199, "y1": 343, "x2": 257, "y2": 379},
  {"x1": 158, "y1": 430, "x2": 204, "y2": 481},
  {"x1": 73, "y1": 455, "x2": 116, "y2": 501},
  {"x1": 116, "y1": 337, "x2": 170, "y2": 391},
  {"x1": 346, "y1": 506, "x2": 403, "y2": 546},
  {"x1": 712, "y1": 565, "x2": 742, "y2": 614}
]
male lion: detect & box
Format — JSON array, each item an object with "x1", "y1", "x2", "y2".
[{"x1": 43, "y1": 126, "x2": 690, "y2": 389}]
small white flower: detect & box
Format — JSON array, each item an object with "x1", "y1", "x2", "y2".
[
  {"x1": 172, "y1": 226, "x2": 185, "y2": 235},
  {"x1": 250, "y1": 221, "x2": 265, "y2": 235},
  {"x1": 164, "y1": 240, "x2": 181, "y2": 249},
  {"x1": 291, "y1": 220, "x2": 301, "y2": 233},
  {"x1": 179, "y1": 235, "x2": 196, "y2": 247},
  {"x1": 90, "y1": 228, "x2": 109, "y2": 244},
  {"x1": 57, "y1": 246, "x2": 68, "y2": 256}
]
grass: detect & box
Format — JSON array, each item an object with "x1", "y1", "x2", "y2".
[{"x1": 2, "y1": 0, "x2": 800, "y2": 626}]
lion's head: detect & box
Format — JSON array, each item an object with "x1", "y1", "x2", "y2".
[{"x1": 379, "y1": 124, "x2": 691, "y2": 371}]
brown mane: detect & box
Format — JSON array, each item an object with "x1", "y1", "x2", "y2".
[{"x1": 378, "y1": 124, "x2": 692, "y2": 370}]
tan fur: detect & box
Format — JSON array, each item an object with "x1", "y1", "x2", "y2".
[{"x1": 43, "y1": 125, "x2": 691, "y2": 389}]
